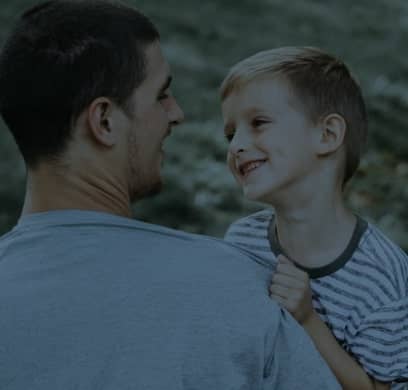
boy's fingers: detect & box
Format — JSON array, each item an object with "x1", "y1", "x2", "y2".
[
  {"x1": 276, "y1": 262, "x2": 303, "y2": 277},
  {"x1": 276, "y1": 262, "x2": 295, "y2": 275},
  {"x1": 272, "y1": 273, "x2": 304, "y2": 289},
  {"x1": 277, "y1": 254, "x2": 291, "y2": 263},
  {"x1": 269, "y1": 283, "x2": 291, "y2": 299},
  {"x1": 276, "y1": 262, "x2": 309, "y2": 281}
]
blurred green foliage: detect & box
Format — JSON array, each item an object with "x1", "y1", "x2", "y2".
[{"x1": 0, "y1": 0, "x2": 407, "y2": 251}]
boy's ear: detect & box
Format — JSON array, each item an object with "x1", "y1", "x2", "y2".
[
  {"x1": 315, "y1": 113, "x2": 346, "y2": 156},
  {"x1": 86, "y1": 97, "x2": 120, "y2": 147}
]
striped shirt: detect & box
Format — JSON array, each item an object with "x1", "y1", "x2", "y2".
[{"x1": 225, "y1": 209, "x2": 408, "y2": 388}]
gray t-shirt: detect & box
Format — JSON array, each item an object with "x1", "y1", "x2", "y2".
[{"x1": 0, "y1": 210, "x2": 340, "y2": 389}]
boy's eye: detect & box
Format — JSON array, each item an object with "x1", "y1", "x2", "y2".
[
  {"x1": 252, "y1": 118, "x2": 268, "y2": 127},
  {"x1": 224, "y1": 132, "x2": 235, "y2": 142}
]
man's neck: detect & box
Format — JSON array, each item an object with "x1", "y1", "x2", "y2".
[{"x1": 22, "y1": 167, "x2": 132, "y2": 219}]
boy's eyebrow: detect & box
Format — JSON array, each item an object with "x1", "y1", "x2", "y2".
[
  {"x1": 245, "y1": 107, "x2": 270, "y2": 116},
  {"x1": 158, "y1": 75, "x2": 172, "y2": 95}
]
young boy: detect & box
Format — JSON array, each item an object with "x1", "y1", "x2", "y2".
[{"x1": 220, "y1": 47, "x2": 408, "y2": 389}]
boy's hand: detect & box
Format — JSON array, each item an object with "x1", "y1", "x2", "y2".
[{"x1": 269, "y1": 255, "x2": 314, "y2": 324}]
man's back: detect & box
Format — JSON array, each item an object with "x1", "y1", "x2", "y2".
[{"x1": 0, "y1": 210, "x2": 339, "y2": 389}]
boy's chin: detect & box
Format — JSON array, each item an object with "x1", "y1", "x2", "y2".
[
  {"x1": 242, "y1": 186, "x2": 271, "y2": 204},
  {"x1": 242, "y1": 182, "x2": 286, "y2": 205}
]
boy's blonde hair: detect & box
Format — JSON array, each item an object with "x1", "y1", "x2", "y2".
[{"x1": 220, "y1": 46, "x2": 367, "y2": 187}]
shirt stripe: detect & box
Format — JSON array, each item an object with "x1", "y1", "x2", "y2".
[{"x1": 224, "y1": 209, "x2": 408, "y2": 388}]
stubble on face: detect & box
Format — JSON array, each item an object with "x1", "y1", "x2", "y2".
[
  {"x1": 127, "y1": 130, "x2": 163, "y2": 203},
  {"x1": 122, "y1": 42, "x2": 183, "y2": 203}
]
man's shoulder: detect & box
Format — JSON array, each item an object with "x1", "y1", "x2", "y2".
[
  {"x1": 1, "y1": 209, "x2": 222, "y2": 245},
  {"x1": 113, "y1": 219, "x2": 272, "y2": 273},
  {"x1": 107, "y1": 216, "x2": 255, "y2": 257},
  {"x1": 0, "y1": 210, "x2": 270, "y2": 275}
]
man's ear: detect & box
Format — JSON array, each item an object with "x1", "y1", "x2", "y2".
[
  {"x1": 315, "y1": 113, "x2": 346, "y2": 156},
  {"x1": 86, "y1": 97, "x2": 119, "y2": 147}
]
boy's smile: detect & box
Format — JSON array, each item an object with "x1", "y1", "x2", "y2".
[
  {"x1": 238, "y1": 158, "x2": 268, "y2": 177},
  {"x1": 222, "y1": 76, "x2": 320, "y2": 204}
]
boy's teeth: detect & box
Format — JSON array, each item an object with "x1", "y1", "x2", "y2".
[{"x1": 242, "y1": 160, "x2": 264, "y2": 175}]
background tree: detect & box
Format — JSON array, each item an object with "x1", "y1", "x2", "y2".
[{"x1": 0, "y1": 0, "x2": 406, "y2": 251}]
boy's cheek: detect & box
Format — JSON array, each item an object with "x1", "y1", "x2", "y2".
[
  {"x1": 226, "y1": 153, "x2": 236, "y2": 175},
  {"x1": 227, "y1": 157, "x2": 243, "y2": 185}
]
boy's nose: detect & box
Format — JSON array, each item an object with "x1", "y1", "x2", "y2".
[{"x1": 228, "y1": 127, "x2": 250, "y2": 156}]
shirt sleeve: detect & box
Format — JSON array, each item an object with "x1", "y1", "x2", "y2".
[
  {"x1": 345, "y1": 297, "x2": 408, "y2": 383},
  {"x1": 263, "y1": 307, "x2": 341, "y2": 390},
  {"x1": 224, "y1": 218, "x2": 245, "y2": 242}
]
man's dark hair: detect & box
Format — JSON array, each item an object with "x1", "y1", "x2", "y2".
[{"x1": 0, "y1": 0, "x2": 160, "y2": 167}]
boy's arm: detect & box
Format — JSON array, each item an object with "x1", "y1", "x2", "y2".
[
  {"x1": 270, "y1": 255, "x2": 390, "y2": 390},
  {"x1": 303, "y1": 312, "x2": 390, "y2": 390}
]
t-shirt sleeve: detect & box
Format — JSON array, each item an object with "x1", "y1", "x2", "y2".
[
  {"x1": 224, "y1": 210, "x2": 272, "y2": 247},
  {"x1": 224, "y1": 210, "x2": 271, "y2": 241},
  {"x1": 224, "y1": 218, "x2": 244, "y2": 242},
  {"x1": 345, "y1": 297, "x2": 408, "y2": 383},
  {"x1": 263, "y1": 307, "x2": 341, "y2": 390}
]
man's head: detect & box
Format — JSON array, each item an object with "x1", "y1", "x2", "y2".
[
  {"x1": 220, "y1": 47, "x2": 367, "y2": 201},
  {"x1": 0, "y1": 0, "x2": 184, "y2": 203}
]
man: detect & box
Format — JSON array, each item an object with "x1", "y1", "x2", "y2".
[{"x1": 0, "y1": 1, "x2": 340, "y2": 389}]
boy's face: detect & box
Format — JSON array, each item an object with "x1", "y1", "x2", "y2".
[{"x1": 222, "y1": 76, "x2": 320, "y2": 203}]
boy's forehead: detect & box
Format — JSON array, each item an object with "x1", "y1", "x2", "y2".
[
  {"x1": 246, "y1": 74, "x2": 292, "y2": 94},
  {"x1": 222, "y1": 74, "x2": 309, "y2": 121},
  {"x1": 224, "y1": 76, "x2": 292, "y2": 108}
]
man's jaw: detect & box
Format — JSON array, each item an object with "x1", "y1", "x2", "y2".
[{"x1": 160, "y1": 126, "x2": 172, "y2": 153}]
